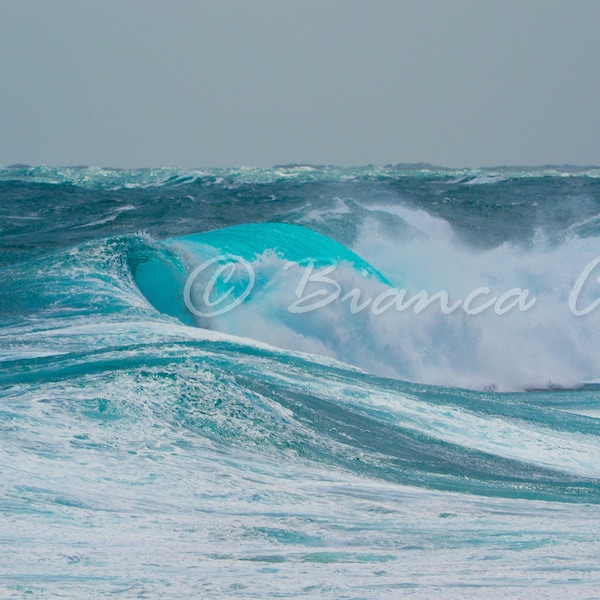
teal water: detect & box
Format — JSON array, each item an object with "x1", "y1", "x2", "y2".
[{"x1": 1, "y1": 165, "x2": 600, "y2": 597}]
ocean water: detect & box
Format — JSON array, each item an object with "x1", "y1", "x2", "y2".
[{"x1": 2, "y1": 164, "x2": 600, "y2": 598}]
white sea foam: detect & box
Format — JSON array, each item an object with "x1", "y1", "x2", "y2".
[
  {"x1": 301, "y1": 197, "x2": 353, "y2": 223},
  {"x1": 73, "y1": 205, "x2": 137, "y2": 228},
  {"x1": 339, "y1": 207, "x2": 599, "y2": 390}
]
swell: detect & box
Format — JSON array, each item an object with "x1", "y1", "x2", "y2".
[{"x1": 3, "y1": 319, "x2": 600, "y2": 503}]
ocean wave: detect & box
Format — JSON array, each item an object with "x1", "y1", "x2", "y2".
[{"x1": 3, "y1": 167, "x2": 600, "y2": 596}]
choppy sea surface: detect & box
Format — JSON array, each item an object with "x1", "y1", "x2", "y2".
[{"x1": 2, "y1": 164, "x2": 600, "y2": 598}]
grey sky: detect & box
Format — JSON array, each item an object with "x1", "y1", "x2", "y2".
[{"x1": 0, "y1": 0, "x2": 598, "y2": 168}]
